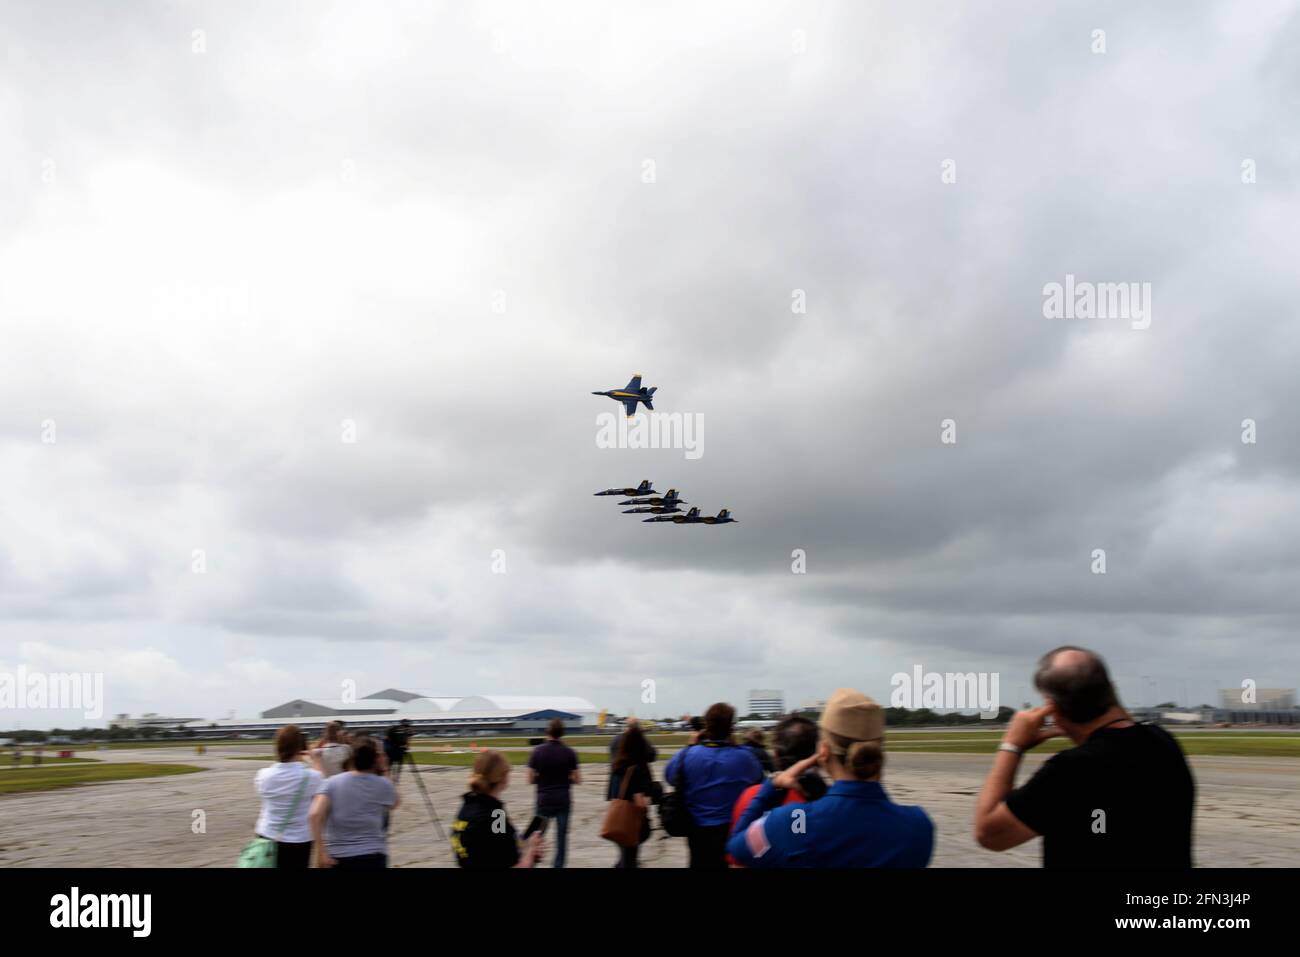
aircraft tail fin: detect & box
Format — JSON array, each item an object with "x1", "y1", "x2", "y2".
[{"x1": 643, "y1": 398, "x2": 654, "y2": 411}]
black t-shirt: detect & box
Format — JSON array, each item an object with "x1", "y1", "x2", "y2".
[
  {"x1": 451, "y1": 792, "x2": 519, "y2": 869},
  {"x1": 527, "y1": 740, "x2": 578, "y2": 814},
  {"x1": 1005, "y1": 723, "x2": 1194, "y2": 868}
]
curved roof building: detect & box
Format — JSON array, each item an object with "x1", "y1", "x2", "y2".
[{"x1": 184, "y1": 689, "x2": 599, "y2": 737}]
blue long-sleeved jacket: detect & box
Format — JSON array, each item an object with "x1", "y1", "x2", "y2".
[
  {"x1": 726, "y1": 778, "x2": 933, "y2": 867},
  {"x1": 663, "y1": 742, "x2": 763, "y2": 827}
]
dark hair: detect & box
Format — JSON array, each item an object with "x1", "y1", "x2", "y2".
[
  {"x1": 703, "y1": 703, "x2": 735, "y2": 741},
  {"x1": 771, "y1": 715, "x2": 819, "y2": 770},
  {"x1": 614, "y1": 724, "x2": 652, "y2": 772},
  {"x1": 688, "y1": 716, "x2": 704, "y2": 732},
  {"x1": 823, "y1": 729, "x2": 883, "y2": 781},
  {"x1": 547, "y1": 718, "x2": 566, "y2": 739},
  {"x1": 274, "y1": 725, "x2": 306, "y2": 763},
  {"x1": 350, "y1": 734, "x2": 378, "y2": 772},
  {"x1": 1033, "y1": 646, "x2": 1119, "y2": 723},
  {"x1": 322, "y1": 721, "x2": 344, "y2": 744},
  {"x1": 744, "y1": 729, "x2": 766, "y2": 748}
]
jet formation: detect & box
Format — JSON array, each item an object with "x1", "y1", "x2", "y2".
[
  {"x1": 592, "y1": 483, "x2": 736, "y2": 525},
  {"x1": 590, "y1": 373, "x2": 737, "y2": 526}
]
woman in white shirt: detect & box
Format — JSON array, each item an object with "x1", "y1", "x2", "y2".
[{"x1": 254, "y1": 725, "x2": 325, "y2": 868}]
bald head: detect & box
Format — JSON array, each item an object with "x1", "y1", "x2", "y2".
[{"x1": 1033, "y1": 646, "x2": 1120, "y2": 723}]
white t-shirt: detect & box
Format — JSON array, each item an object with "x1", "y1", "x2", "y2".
[
  {"x1": 315, "y1": 743, "x2": 352, "y2": 778},
  {"x1": 255, "y1": 761, "x2": 324, "y2": 844}
]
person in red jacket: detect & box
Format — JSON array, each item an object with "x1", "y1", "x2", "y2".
[{"x1": 728, "y1": 714, "x2": 827, "y2": 865}]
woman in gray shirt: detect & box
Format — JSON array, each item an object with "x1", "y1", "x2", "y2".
[{"x1": 309, "y1": 735, "x2": 399, "y2": 869}]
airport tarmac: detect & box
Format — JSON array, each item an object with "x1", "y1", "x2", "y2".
[{"x1": 0, "y1": 747, "x2": 1296, "y2": 867}]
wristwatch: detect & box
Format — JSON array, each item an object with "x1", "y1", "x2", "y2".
[{"x1": 997, "y1": 742, "x2": 1024, "y2": 756}]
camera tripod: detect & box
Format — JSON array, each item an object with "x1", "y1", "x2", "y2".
[{"x1": 397, "y1": 750, "x2": 447, "y2": 845}]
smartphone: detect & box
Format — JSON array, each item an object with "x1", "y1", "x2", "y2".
[{"x1": 522, "y1": 815, "x2": 549, "y2": 840}]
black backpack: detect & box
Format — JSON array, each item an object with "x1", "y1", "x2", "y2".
[{"x1": 658, "y1": 744, "x2": 697, "y2": 837}]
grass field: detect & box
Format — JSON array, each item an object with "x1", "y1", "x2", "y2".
[
  {"x1": 228, "y1": 750, "x2": 680, "y2": 767},
  {"x1": 0, "y1": 756, "x2": 101, "y2": 769},
  {"x1": 405, "y1": 730, "x2": 1300, "y2": 758},
  {"x1": 410, "y1": 734, "x2": 690, "y2": 749},
  {"x1": 408, "y1": 750, "x2": 678, "y2": 767},
  {"x1": 100, "y1": 740, "x2": 257, "y2": 750},
  {"x1": 0, "y1": 763, "x2": 205, "y2": 795},
  {"x1": 5, "y1": 740, "x2": 271, "y2": 752},
  {"x1": 219, "y1": 728, "x2": 1300, "y2": 761},
  {"x1": 21, "y1": 728, "x2": 1300, "y2": 762},
  {"x1": 877, "y1": 733, "x2": 1300, "y2": 758}
]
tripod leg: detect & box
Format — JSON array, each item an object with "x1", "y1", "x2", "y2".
[{"x1": 402, "y1": 752, "x2": 447, "y2": 844}]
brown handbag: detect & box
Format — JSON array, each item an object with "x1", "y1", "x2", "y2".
[{"x1": 601, "y1": 762, "x2": 648, "y2": 848}]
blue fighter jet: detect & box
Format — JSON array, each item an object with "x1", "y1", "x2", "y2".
[
  {"x1": 643, "y1": 507, "x2": 737, "y2": 525},
  {"x1": 595, "y1": 480, "x2": 657, "y2": 497},
  {"x1": 620, "y1": 489, "x2": 686, "y2": 509},
  {"x1": 592, "y1": 374, "x2": 657, "y2": 418}
]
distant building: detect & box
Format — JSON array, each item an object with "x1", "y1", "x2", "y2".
[
  {"x1": 1131, "y1": 697, "x2": 1299, "y2": 727},
  {"x1": 186, "y1": 691, "x2": 600, "y2": 738},
  {"x1": 110, "y1": 713, "x2": 200, "y2": 732},
  {"x1": 748, "y1": 690, "x2": 785, "y2": 718},
  {"x1": 1219, "y1": 688, "x2": 1295, "y2": 711},
  {"x1": 1159, "y1": 709, "x2": 1215, "y2": 725}
]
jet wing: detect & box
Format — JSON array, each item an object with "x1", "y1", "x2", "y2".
[
  {"x1": 625, "y1": 375, "x2": 642, "y2": 392},
  {"x1": 621, "y1": 397, "x2": 639, "y2": 417}
]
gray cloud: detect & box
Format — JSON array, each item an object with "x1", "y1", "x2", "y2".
[{"x1": 1, "y1": 0, "x2": 1298, "y2": 725}]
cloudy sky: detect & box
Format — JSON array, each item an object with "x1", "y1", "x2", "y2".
[{"x1": 2, "y1": 0, "x2": 1299, "y2": 728}]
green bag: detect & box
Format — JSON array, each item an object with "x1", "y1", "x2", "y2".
[{"x1": 239, "y1": 765, "x2": 312, "y2": 868}]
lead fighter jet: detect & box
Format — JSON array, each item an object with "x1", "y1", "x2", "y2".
[
  {"x1": 592, "y1": 374, "x2": 657, "y2": 418},
  {"x1": 620, "y1": 488, "x2": 686, "y2": 508},
  {"x1": 595, "y1": 479, "x2": 657, "y2": 497}
]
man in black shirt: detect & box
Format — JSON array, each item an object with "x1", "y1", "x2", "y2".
[
  {"x1": 974, "y1": 646, "x2": 1194, "y2": 868},
  {"x1": 527, "y1": 719, "x2": 581, "y2": 867}
]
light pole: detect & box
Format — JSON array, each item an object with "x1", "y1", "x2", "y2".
[{"x1": 1140, "y1": 675, "x2": 1157, "y2": 707}]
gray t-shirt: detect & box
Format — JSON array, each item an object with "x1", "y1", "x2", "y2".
[{"x1": 323, "y1": 772, "x2": 396, "y2": 859}]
